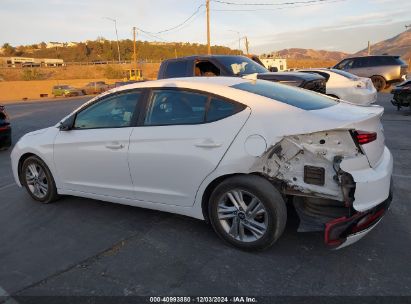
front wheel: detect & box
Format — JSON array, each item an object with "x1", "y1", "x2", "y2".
[
  {"x1": 208, "y1": 175, "x2": 287, "y2": 251},
  {"x1": 21, "y1": 156, "x2": 59, "y2": 204}
]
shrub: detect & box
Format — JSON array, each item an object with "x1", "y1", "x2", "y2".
[
  {"x1": 104, "y1": 65, "x2": 123, "y2": 79},
  {"x1": 21, "y1": 69, "x2": 45, "y2": 81}
]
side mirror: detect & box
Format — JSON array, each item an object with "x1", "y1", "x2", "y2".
[
  {"x1": 59, "y1": 115, "x2": 75, "y2": 131},
  {"x1": 269, "y1": 67, "x2": 278, "y2": 72}
]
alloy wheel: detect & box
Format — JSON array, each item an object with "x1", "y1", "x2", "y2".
[
  {"x1": 217, "y1": 189, "x2": 268, "y2": 242},
  {"x1": 25, "y1": 163, "x2": 49, "y2": 199}
]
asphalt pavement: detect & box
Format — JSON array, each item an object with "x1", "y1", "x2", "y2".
[{"x1": 0, "y1": 94, "x2": 410, "y2": 297}]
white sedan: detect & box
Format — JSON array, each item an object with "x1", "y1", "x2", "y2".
[
  {"x1": 11, "y1": 77, "x2": 393, "y2": 250},
  {"x1": 298, "y1": 68, "x2": 377, "y2": 105}
]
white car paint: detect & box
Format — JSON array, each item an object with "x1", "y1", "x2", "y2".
[
  {"x1": 299, "y1": 68, "x2": 377, "y2": 105},
  {"x1": 10, "y1": 77, "x2": 393, "y2": 247}
]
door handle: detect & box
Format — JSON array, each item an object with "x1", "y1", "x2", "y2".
[
  {"x1": 105, "y1": 142, "x2": 124, "y2": 150},
  {"x1": 195, "y1": 139, "x2": 222, "y2": 148}
]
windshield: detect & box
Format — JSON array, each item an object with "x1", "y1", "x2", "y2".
[
  {"x1": 218, "y1": 56, "x2": 268, "y2": 76},
  {"x1": 232, "y1": 80, "x2": 338, "y2": 110},
  {"x1": 330, "y1": 69, "x2": 359, "y2": 80}
]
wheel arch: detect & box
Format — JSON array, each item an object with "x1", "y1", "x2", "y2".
[
  {"x1": 200, "y1": 172, "x2": 278, "y2": 223},
  {"x1": 18, "y1": 152, "x2": 46, "y2": 184},
  {"x1": 371, "y1": 74, "x2": 387, "y2": 81}
]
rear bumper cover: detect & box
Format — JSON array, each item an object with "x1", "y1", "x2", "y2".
[{"x1": 325, "y1": 182, "x2": 393, "y2": 249}]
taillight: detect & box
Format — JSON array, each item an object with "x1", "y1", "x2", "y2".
[{"x1": 354, "y1": 130, "x2": 377, "y2": 145}]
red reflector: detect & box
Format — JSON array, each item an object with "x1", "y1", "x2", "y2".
[{"x1": 355, "y1": 130, "x2": 377, "y2": 145}]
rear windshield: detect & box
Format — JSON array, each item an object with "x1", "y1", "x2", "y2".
[{"x1": 232, "y1": 80, "x2": 338, "y2": 110}]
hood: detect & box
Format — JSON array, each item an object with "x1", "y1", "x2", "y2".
[{"x1": 257, "y1": 72, "x2": 325, "y2": 82}]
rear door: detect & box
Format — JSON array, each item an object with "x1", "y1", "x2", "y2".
[
  {"x1": 350, "y1": 57, "x2": 371, "y2": 77},
  {"x1": 128, "y1": 88, "x2": 250, "y2": 207}
]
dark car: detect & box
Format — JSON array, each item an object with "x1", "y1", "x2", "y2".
[
  {"x1": 391, "y1": 79, "x2": 411, "y2": 110},
  {"x1": 333, "y1": 55, "x2": 408, "y2": 91},
  {"x1": 158, "y1": 55, "x2": 326, "y2": 94},
  {"x1": 0, "y1": 105, "x2": 11, "y2": 150}
]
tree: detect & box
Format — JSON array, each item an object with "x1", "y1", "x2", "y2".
[{"x1": 2, "y1": 43, "x2": 15, "y2": 56}]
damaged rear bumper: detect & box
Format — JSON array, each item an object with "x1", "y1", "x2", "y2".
[{"x1": 325, "y1": 183, "x2": 393, "y2": 249}]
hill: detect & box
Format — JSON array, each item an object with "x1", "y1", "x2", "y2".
[
  {"x1": 271, "y1": 48, "x2": 350, "y2": 61},
  {"x1": 354, "y1": 30, "x2": 411, "y2": 60},
  {"x1": 0, "y1": 39, "x2": 239, "y2": 62}
]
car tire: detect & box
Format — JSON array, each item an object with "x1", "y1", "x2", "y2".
[
  {"x1": 21, "y1": 156, "x2": 59, "y2": 204},
  {"x1": 371, "y1": 76, "x2": 386, "y2": 92},
  {"x1": 208, "y1": 175, "x2": 287, "y2": 251}
]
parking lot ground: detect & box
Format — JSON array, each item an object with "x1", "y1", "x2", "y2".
[{"x1": 0, "y1": 94, "x2": 410, "y2": 297}]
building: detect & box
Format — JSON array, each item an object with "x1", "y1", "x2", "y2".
[
  {"x1": 0, "y1": 57, "x2": 64, "y2": 67},
  {"x1": 46, "y1": 42, "x2": 65, "y2": 49},
  {"x1": 259, "y1": 54, "x2": 287, "y2": 72}
]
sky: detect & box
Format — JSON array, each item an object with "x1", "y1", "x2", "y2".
[{"x1": 1, "y1": 0, "x2": 411, "y2": 54}]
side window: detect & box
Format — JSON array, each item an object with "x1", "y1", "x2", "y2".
[
  {"x1": 353, "y1": 57, "x2": 369, "y2": 68},
  {"x1": 164, "y1": 61, "x2": 189, "y2": 78},
  {"x1": 74, "y1": 91, "x2": 141, "y2": 129},
  {"x1": 206, "y1": 98, "x2": 244, "y2": 122},
  {"x1": 195, "y1": 61, "x2": 221, "y2": 76},
  {"x1": 337, "y1": 59, "x2": 354, "y2": 70},
  {"x1": 144, "y1": 90, "x2": 208, "y2": 126}
]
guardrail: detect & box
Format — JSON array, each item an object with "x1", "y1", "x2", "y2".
[{"x1": 0, "y1": 60, "x2": 162, "y2": 69}]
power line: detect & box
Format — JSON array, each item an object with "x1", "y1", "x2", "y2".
[
  {"x1": 211, "y1": 0, "x2": 334, "y2": 6},
  {"x1": 212, "y1": 0, "x2": 345, "y2": 11},
  {"x1": 140, "y1": 4, "x2": 205, "y2": 35}
]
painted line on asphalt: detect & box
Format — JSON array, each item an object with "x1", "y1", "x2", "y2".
[
  {"x1": 393, "y1": 174, "x2": 411, "y2": 179},
  {"x1": 0, "y1": 286, "x2": 8, "y2": 297},
  {"x1": 0, "y1": 183, "x2": 16, "y2": 191},
  {"x1": 0, "y1": 285, "x2": 19, "y2": 304}
]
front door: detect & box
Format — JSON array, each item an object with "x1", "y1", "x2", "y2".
[{"x1": 54, "y1": 90, "x2": 143, "y2": 198}]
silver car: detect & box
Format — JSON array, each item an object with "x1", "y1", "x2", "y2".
[{"x1": 333, "y1": 55, "x2": 408, "y2": 91}]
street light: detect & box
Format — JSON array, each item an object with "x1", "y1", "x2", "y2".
[
  {"x1": 228, "y1": 30, "x2": 241, "y2": 54},
  {"x1": 104, "y1": 17, "x2": 121, "y2": 63}
]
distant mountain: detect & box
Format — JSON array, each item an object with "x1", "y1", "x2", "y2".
[
  {"x1": 354, "y1": 30, "x2": 411, "y2": 60},
  {"x1": 270, "y1": 48, "x2": 350, "y2": 61}
]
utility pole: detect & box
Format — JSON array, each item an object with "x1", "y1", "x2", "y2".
[
  {"x1": 244, "y1": 36, "x2": 249, "y2": 55},
  {"x1": 367, "y1": 41, "x2": 371, "y2": 55},
  {"x1": 104, "y1": 17, "x2": 121, "y2": 63},
  {"x1": 133, "y1": 27, "x2": 137, "y2": 75},
  {"x1": 206, "y1": 0, "x2": 211, "y2": 55}
]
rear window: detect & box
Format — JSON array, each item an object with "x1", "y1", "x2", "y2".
[
  {"x1": 164, "y1": 61, "x2": 189, "y2": 78},
  {"x1": 231, "y1": 80, "x2": 338, "y2": 110}
]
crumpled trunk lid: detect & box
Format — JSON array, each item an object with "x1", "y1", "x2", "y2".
[{"x1": 308, "y1": 102, "x2": 385, "y2": 168}]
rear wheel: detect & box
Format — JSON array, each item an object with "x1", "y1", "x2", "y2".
[
  {"x1": 21, "y1": 156, "x2": 59, "y2": 204},
  {"x1": 208, "y1": 175, "x2": 287, "y2": 251},
  {"x1": 371, "y1": 76, "x2": 386, "y2": 92}
]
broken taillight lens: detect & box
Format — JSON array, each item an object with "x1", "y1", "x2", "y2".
[{"x1": 354, "y1": 130, "x2": 377, "y2": 145}]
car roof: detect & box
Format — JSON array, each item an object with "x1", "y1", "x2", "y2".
[
  {"x1": 114, "y1": 77, "x2": 248, "y2": 90},
  {"x1": 163, "y1": 55, "x2": 250, "y2": 62},
  {"x1": 342, "y1": 55, "x2": 400, "y2": 60},
  {"x1": 85, "y1": 77, "x2": 289, "y2": 111}
]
